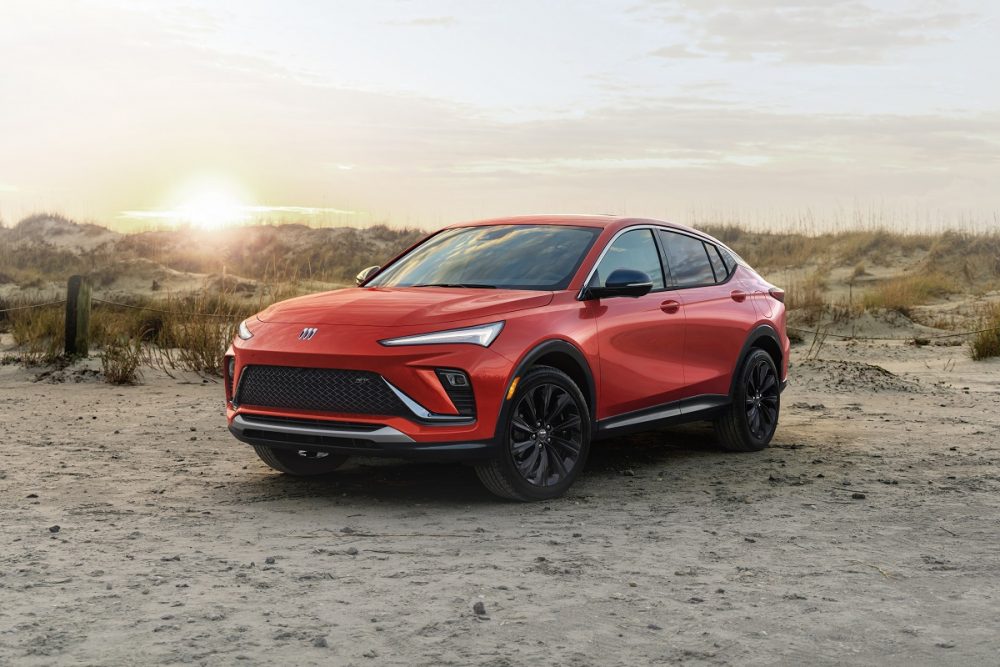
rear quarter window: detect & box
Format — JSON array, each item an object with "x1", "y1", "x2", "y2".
[
  {"x1": 706, "y1": 243, "x2": 728, "y2": 282},
  {"x1": 658, "y1": 230, "x2": 716, "y2": 287}
]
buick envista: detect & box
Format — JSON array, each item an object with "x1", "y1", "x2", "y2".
[{"x1": 225, "y1": 215, "x2": 789, "y2": 501}]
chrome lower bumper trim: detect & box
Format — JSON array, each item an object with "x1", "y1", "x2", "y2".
[
  {"x1": 230, "y1": 415, "x2": 415, "y2": 444},
  {"x1": 382, "y1": 378, "x2": 473, "y2": 423}
]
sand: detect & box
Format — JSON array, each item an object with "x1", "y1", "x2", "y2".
[{"x1": 1, "y1": 341, "x2": 999, "y2": 665}]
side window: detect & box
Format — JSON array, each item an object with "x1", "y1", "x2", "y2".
[
  {"x1": 590, "y1": 229, "x2": 665, "y2": 290},
  {"x1": 659, "y1": 231, "x2": 715, "y2": 287},
  {"x1": 705, "y1": 243, "x2": 728, "y2": 282},
  {"x1": 717, "y1": 246, "x2": 737, "y2": 273}
]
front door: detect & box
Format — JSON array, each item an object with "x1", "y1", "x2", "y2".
[{"x1": 588, "y1": 228, "x2": 687, "y2": 419}]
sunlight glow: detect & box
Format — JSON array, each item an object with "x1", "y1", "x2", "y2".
[
  {"x1": 119, "y1": 176, "x2": 253, "y2": 229},
  {"x1": 173, "y1": 190, "x2": 250, "y2": 229}
]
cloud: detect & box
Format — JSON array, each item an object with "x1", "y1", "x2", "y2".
[
  {"x1": 119, "y1": 205, "x2": 357, "y2": 226},
  {"x1": 384, "y1": 16, "x2": 456, "y2": 27},
  {"x1": 643, "y1": 0, "x2": 973, "y2": 64},
  {"x1": 648, "y1": 44, "x2": 702, "y2": 59},
  {"x1": 1, "y1": 1, "x2": 996, "y2": 229}
]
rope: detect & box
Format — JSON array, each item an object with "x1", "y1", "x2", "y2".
[
  {"x1": 0, "y1": 299, "x2": 67, "y2": 313},
  {"x1": 92, "y1": 298, "x2": 241, "y2": 319},
  {"x1": 787, "y1": 325, "x2": 1000, "y2": 342}
]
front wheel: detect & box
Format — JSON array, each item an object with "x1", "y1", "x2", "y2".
[
  {"x1": 714, "y1": 349, "x2": 780, "y2": 452},
  {"x1": 475, "y1": 366, "x2": 591, "y2": 501},
  {"x1": 253, "y1": 445, "x2": 349, "y2": 475}
]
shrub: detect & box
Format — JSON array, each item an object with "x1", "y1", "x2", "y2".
[
  {"x1": 165, "y1": 318, "x2": 236, "y2": 375},
  {"x1": 101, "y1": 335, "x2": 143, "y2": 384},
  {"x1": 970, "y1": 303, "x2": 1000, "y2": 361},
  {"x1": 7, "y1": 301, "x2": 64, "y2": 365},
  {"x1": 785, "y1": 272, "x2": 828, "y2": 324},
  {"x1": 862, "y1": 272, "x2": 957, "y2": 317}
]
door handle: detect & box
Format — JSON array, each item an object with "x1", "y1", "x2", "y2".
[
  {"x1": 660, "y1": 300, "x2": 681, "y2": 314},
  {"x1": 730, "y1": 290, "x2": 747, "y2": 302}
]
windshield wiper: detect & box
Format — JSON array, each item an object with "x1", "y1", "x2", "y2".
[{"x1": 410, "y1": 283, "x2": 497, "y2": 289}]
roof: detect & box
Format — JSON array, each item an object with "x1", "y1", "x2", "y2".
[{"x1": 446, "y1": 213, "x2": 706, "y2": 237}]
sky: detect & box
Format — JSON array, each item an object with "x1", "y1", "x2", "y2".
[{"x1": 0, "y1": 0, "x2": 998, "y2": 232}]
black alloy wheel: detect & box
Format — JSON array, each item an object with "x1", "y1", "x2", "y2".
[
  {"x1": 714, "y1": 348, "x2": 780, "y2": 452},
  {"x1": 744, "y1": 356, "x2": 779, "y2": 440},
  {"x1": 509, "y1": 382, "x2": 584, "y2": 486},
  {"x1": 475, "y1": 366, "x2": 591, "y2": 501}
]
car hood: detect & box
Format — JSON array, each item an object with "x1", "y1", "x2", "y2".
[{"x1": 257, "y1": 287, "x2": 553, "y2": 327}]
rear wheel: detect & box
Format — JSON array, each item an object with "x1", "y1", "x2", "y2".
[
  {"x1": 714, "y1": 348, "x2": 780, "y2": 452},
  {"x1": 475, "y1": 366, "x2": 591, "y2": 501},
  {"x1": 253, "y1": 445, "x2": 349, "y2": 475}
]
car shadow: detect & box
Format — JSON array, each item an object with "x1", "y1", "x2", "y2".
[{"x1": 225, "y1": 423, "x2": 727, "y2": 505}]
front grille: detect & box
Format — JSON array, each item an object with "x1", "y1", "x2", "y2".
[{"x1": 235, "y1": 366, "x2": 409, "y2": 417}]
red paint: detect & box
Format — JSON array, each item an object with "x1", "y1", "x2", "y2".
[{"x1": 226, "y1": 215, "x2": 788, "y2": 445}]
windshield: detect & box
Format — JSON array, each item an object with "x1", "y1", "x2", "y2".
[{"x1": 366, "y1": 224, "x2": 601, "y2": 290}]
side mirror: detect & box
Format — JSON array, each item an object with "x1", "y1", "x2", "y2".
[
  {"x1": 583, "y1": 269, "x2": 653, "y2": 299},
  {"x1": 355, "y1": 265, "x2": 381, "y2": 286}
]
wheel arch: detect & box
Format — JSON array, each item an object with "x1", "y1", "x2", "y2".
[
  {"x1": 494, "y1": 339, "x2": 597, "y2": 440},
  {"x1": 729, "y1": 324, "x2": 783, "y2": 397}
]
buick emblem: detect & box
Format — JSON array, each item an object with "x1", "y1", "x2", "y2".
[{"x1": 298, "y1": 327, "x2": 318, "y2": 341}]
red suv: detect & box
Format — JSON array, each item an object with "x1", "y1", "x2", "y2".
[{"x1": 226, "y1": 215, "x2": 788, "y2": 500}]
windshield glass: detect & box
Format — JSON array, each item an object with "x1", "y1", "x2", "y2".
[{"x1": 366, "y1": 225, "x2": 601, "y2": 290}]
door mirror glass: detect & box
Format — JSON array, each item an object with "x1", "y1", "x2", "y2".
[{"x1": 356, "y1": 265, "x2": 381, "y2": 286}]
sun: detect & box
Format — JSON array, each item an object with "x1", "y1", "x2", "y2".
[
  {"x1": 175, "y1": 190, "x2": 249, "y2": 229},
  {"x1": 166, "y1": 176, "x2": 253, "y2": 229}
]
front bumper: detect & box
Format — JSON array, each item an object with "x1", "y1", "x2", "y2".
[
  {"x1": 226, "y1": 320, "x2": 516, "y2": 444},
  {"x1": 229, "y1": 414, "x2": 496, "y2": 461}
]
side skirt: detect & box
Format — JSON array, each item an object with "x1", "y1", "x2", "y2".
[{"x1": 593, "y1": 394, "x2": 731, "y2": 440}]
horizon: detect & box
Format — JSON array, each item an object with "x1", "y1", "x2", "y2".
[
  {"x1": 5, "y1": 206, "x2": 999, "y2": 238},
  {"x1": 1, "y1": 1, "x2": 999, "y2": 233}
]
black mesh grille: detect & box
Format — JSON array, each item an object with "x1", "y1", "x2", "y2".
[{"x1": 235, "y1": 366, "x2": 409, "y2": 417}]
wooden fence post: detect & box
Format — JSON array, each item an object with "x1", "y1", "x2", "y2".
[{"x1": 65, "y1": 275, "x2": 92, "y2": 357}]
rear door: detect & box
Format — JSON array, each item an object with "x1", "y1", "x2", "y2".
[
  {"x1": 588, "y1": 228, "x2": 687, "y2": 419},
  {"x1": 657, "y1": 230, "x2": 754, "y2": 397}
]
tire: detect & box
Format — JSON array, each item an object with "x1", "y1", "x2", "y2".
[
  {"x1": 475, "y1": 366, "x2": 591, "y2": 501},
  {"x1": 714, "y1": 348, "x2": 781, "y2": 452},
  {"x1": 253, "y1": 445, "x2": 349, "y2": 475}
]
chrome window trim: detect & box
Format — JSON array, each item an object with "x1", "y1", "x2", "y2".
[
  {"x1": 578, "y1": 224, "x2": 744, "y2": 300},
  {"x1": 657, "y1": 228, "x2": 739, "y2": 288},
  {"x1": 576, "y1": 224, "x2": 667, "y2": 300}
]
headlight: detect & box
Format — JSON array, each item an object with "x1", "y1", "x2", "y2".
[
  {"x1": 379, "y1": 321, "x2": 504, "y2": 347},
  {"x1": 237, "y1": 319, "x2": 254, "y2": 340}
]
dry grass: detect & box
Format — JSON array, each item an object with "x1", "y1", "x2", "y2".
[
  {"x1": 101, "y1": 335, "x2": 143, "y2": 384},
  {"x1": 2, "y1": 290, "x2": 276, "y2": 377},
  {"x1": 4, "y1": 216, "x2": 1000, "y2": 372},
  {"x1": 702, "y1": 226, "x2": 940, "y2": 272},
  {"x1": 862, "y1": 272, "x2": 958, "y2": 317},
  {"x1": 4, "y1": 300, "x2": 64, "y2": 365},
  {"x1": 970, "y1": 303, "x2": 1000, "y2": 361},
  {"x1": 785, "y1": 272, "x2": 828, "y2": 325}
]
